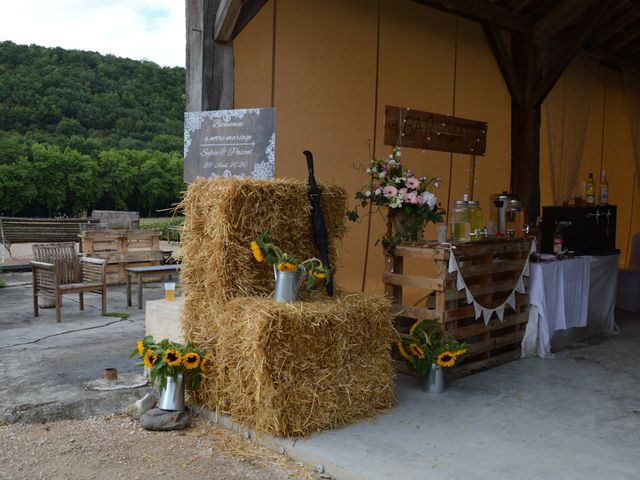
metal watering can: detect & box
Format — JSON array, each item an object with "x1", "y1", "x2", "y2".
[{"x1": 273, "y1": 264, "x2": 306, "y2": 303}]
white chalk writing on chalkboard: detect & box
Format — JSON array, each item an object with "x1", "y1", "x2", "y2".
[{"x1": 183, "y1": 108, "x2": 275, "y2": 183}]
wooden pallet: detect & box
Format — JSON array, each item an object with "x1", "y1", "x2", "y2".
[
  {"x1": 385, "y1": 237, "x2": 533, "y2": 377},
  {"x1": 80, "y1": 229, "x2": 162, "y2": 284}
]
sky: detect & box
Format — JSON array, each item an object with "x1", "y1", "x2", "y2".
[{"x1": 0, "y1": 0, "x2": 185, "y2": 67}]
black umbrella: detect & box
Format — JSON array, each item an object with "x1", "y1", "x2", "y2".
[{"x1": 303, "y1": 150, "x2": 334, "y2": 297}]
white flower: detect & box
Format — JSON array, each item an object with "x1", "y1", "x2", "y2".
[
  {"x1": 366, "y1": 168, "x2": 371, "y2": 174},
  {"x1": 395, "y1": 150, "x2": 402, "y2": 158},
  {"x1": 378, "y1": 171, "x2": 386, "y2": 178},
  {"x1": 422, "y1": 191, "x2": 437, "y2": 209},
  {"x1": 388, "y1": 159, "x2": 397, "y2": 166},
  {"x1": 375, "y1": 187, "x2": 383, "y2": 195}
]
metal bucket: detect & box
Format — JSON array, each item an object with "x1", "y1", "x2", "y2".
[
  {"x1": 159, "y1": 372, "x2": 185, "y2": 411},
  {"x1": 422, "y1": 363, "x2": 445, "y2": 393},
  {"x1": 273, "y1": 264, "x2": 306, "y2": 303}
]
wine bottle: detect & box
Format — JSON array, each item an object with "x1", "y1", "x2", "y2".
[
  {"x1": 585, "y1": 173, "x2": 595, "y2": 206},
  {"x1": 599, "y1": 171, "x2": 608, "y2": 206}
]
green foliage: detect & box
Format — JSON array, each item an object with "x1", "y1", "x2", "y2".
[
  {"x1": 0, "y1": 41, "x2": 186, "y2": 217},
  {"x1": 139, "y1": 216, "x2": 184, "y2": 241}
]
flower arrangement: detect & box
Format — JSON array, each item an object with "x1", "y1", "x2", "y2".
[
  {"x1": 131, "y1": 336, "x2": 211, "y2": 390},
  {"x1": 397, "y1": 319, "x2": 467, "y2": 377},
  {"x1": 347, "y1": 147, "x2": 445, "y2": 243},
  {"x1": 250, "y1": 230, "x2": 331, "y2": 293}
]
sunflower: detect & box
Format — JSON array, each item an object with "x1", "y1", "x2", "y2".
[
  {"x1": 409, "y1": 319, "x2": 421, "y2": 337},
  {"x1": 143, "y1": 349, "x2": 158, "y2": 368},
  {"x1": 137, "y1": 340, "x2": 145, "y2": 356},
  {"x1": 453, "y1": 348, "x2": 467, "y2": 357},
  {"x1": 183, "y1": 351, "x2": 201, "y2": 369},
  {"x1": 277, "y1": 262, "x2": 297, "y2": 272},
  {"x1": 396, "y1": 341, "x2": 411, "y2": 360},
  {"x1": 164, "y1": 348, "x2": 183, "y2": 367},
  {"x1": 200, "y1": 353, "x2": 213, "y2": 373},
  {"x1": 250, "y1": 241, "x2": 264, "y2": 262},
  {"x1": 437, "y1": 351, "x2": 456, "y2": 367},
  {"x1": 313, "y1": 271, "x2": 327, "y2": 279},
  {"x1": 409, "y1": 343, "x2": 426, "y2": 359}
]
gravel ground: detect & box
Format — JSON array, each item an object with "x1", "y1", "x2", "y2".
[{"x1": 0, "y1": 414, "x2": 320, "y2": 480}]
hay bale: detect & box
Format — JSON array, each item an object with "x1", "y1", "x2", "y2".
[
  {"x1": 179, "y1": 178, "x2": 347, "y2": 305},
  {"x1": 191, "y1": 292, "x2": 396, "y2": 437}
]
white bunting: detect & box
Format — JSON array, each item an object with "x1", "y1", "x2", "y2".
[
  {"x1": 515, "y1": 276, "x2": 526, "y2": 294},
  {"x1": 448, "y1": 253, "x2": 457, "y2": 274},
  {"x1": 465, "y1": 287, "x2": 474, "y2": 304},
  {"x1": 456, "y1": 273, "x2": 465, "y2": 291},
  {"x1": 474, "y1": 301, "x2": 482, "y2": 320},
  {"x1": 482, "y1": 307, "x2": 493, "y2": 325},
  {"x1": 507, "y1": 291, "x2": 516, "y2": 311},
  {"x1": 496, "y1": 304, "x2": 505, "y2": 321}
]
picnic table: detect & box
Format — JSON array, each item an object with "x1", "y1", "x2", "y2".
[{"x1": 126, "y1": 264, "x2": 182, "y2": 309}]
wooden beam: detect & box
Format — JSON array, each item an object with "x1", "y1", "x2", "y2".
[
  {"x1": 232, "y1": 0, "x2": 269, "y2": 39},
  {"x1": 504, "y1": 0, "x2": 536, "y2": 13},
  {"x1": 482, "y1": 22, "x2": 524, "y2": 106},
  {"x1": 533, "y1": 0, "x2": 599, "y2": 45},
  {"x1": 531, "y1": 0, "x2": 615, "y2": 105},
  {"x1": 214, "y1": 0, "x2": 243, "y2": 42},
  {"x1": 609, "y1": 26, "x2": 640, "y2": 52},
  {"x1": 591, "y1": 4, "x2": 639, "y2": 45},
  {"x1": 186, "y1": 0, "x2": 234, "y2": 111},
  {"x1": 411, "y1": 0, "x2": 530, "y2": 32}
]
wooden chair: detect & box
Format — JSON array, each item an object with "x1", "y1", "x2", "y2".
[{"x1": 31, "y1": 243, "x2": 107, "y2": 322}]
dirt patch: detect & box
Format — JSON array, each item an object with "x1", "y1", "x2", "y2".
[{"x1": 0, "y1": 414, "x2": 320, "y2": 480}]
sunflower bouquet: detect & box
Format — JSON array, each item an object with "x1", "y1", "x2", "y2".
[
  {"x1": 250, "y1": 230, "x2": 331, "y2": 294},
  {"x1": 397, "y1": 319, "x2": 467, "y2": 377},
  {"x1": 131, "y1": 336, "x2": 212, "y2": 390}
]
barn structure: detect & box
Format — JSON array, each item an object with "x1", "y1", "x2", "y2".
[{"x1": 185, "y1": 0, "x2": 640, "y2": 293}]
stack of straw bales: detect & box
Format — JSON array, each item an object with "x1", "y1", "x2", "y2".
[{"x1": 179, "y1": 178, "x2": 396, "y2": 436}]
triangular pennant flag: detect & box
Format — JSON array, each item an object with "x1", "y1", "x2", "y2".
[
  {"x1": 515, "y1": 276, "x2": 526, "y2": 294},
  {"x1": 465, "y1": 287, "x2": 474, "y2": 305},
  {"x1": 473, "y1": 301, "x2": 482, "y2": 320},
  {"x1": 507, "y1": 291, "x2": 516, "y2": 311},
  {"x1": 496, "y1": 304, "x2": 505, "y2": 321},
  {"x1": 482, "y1": 307, "x2": 493, "y2": 325},
  {"x1": 456, "y1": 273, "x2": 465, "y2": 291},
  {"x1": 523, "y1": 258, "x2": 530, "y2": 277},
  {"x1": 531, "y1": 238, "x2": 537, "y2": 254},
  {"x1": 448, "y1": 252, "x2": 457, "y2": 274}
]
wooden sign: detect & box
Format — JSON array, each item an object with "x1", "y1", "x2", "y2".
[
  {"x1": 384, "y1": 106, "x2": 488, "y2": 155},
  {"x1": 184, "y1": 108, "x2": 275, "y2": 182}
]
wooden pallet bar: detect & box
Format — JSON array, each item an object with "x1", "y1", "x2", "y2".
[{"x1": 385, "y1": 237, "x2": 533, "y2": 376}]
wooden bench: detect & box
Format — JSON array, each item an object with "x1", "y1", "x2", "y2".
[
  {"x1": 0, "y1": 217, "x2": 100, "y2": 256},
  {"x1": 126, "y1": 264, "x2": 182, "y2": 309},
  {"x1": 91, "y1": 210, "x2": 140, "y2": 229}
]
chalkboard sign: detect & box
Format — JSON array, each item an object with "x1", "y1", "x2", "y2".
[
  {"x1": 184, "y1": 108, "x2": 275, "y2": 182},
  {"x1": 384, "y1": 106, "x2": 487, "y2": 155}
]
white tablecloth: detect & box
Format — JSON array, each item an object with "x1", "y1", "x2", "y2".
[
  {"x1": 522, "y1": 254, "x2": 619, "y2": 358},
  {"x1": 523, "y1": 258, "x2": 590, "y2": 358}
]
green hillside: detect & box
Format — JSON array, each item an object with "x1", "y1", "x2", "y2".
[{"x1": 0, "y1": 41, "x2": 185, "y2": 217}]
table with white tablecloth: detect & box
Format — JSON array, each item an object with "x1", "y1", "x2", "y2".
[{"x1": 521, "y1": 254, "x2": 619, "y2": 358}]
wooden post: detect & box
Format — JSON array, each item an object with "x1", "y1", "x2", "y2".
[{"x1": 186, "y1": 0, "x2": 234, "y2": 112}]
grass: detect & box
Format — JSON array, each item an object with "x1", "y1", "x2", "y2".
[{"x1": 105, "y1": 312, "x2": 130, "y2": 320}]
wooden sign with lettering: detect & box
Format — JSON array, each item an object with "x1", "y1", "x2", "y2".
[
  {"x1": 384, "y1": 106, "x2": 488, "y2": 155},
  {"x1": 184, "y1": 108, "x2": 275, "y2": 182}
]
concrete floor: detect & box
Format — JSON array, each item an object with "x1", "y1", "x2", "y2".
[
  {"x1": 1, "y1": 270, "x2": 639, "y2": 479},
  {"x1": 269, "y1": 309, "x2": 640, "y2": 480}
]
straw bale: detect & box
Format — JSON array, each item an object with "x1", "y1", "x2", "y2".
[
  {"x1": 190, "y1": 291, "x2": 396, "y2": 437},
  {"x1": 179, "y1": 178, "x2": 347, "y2": 305}
]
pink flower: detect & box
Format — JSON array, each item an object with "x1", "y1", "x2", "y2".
[
  {"x1": 416, "y1": 194, "x2": 426, "y2": 205},
  {"x1": 405, "y1": 177, "x2": 420, "y2": 189},
  {"x1": 398, "y1": 187, "x2": 408, "y2": 196},
  {"x1": 404, "y1": 191, "x2": 419, "y2": 204},
  {"x1": 383, "y1": 186, "x2": 398, "y2": 198}
]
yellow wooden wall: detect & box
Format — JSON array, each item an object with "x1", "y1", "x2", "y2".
[{"x1": 234, "y1": 0, "x2": 640, "y2": 292}]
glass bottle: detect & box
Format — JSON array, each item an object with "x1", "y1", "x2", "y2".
[
  {"x1": 585, "y1": 173, "x2": 596, "y2": 206},
  {"x1": 553, "y1": 224, "x2": 563, "y2": 254},
  {"x1": 468, "y1": 200, "x2": 483, "y2": 238},
  {"x1": 450, "y1": 200, "x2": 470, "y2": 242},
  {"x1": 599, "y1": 171, "x2": 608, "y2": 206}
]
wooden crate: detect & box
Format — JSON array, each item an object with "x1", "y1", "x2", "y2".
[
  {"x1": 384, "y1": 237, "x2": 533, "y2": 377},
  {"x1": 80, "y1": 229, "x2": 163, "y2": 285}
]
